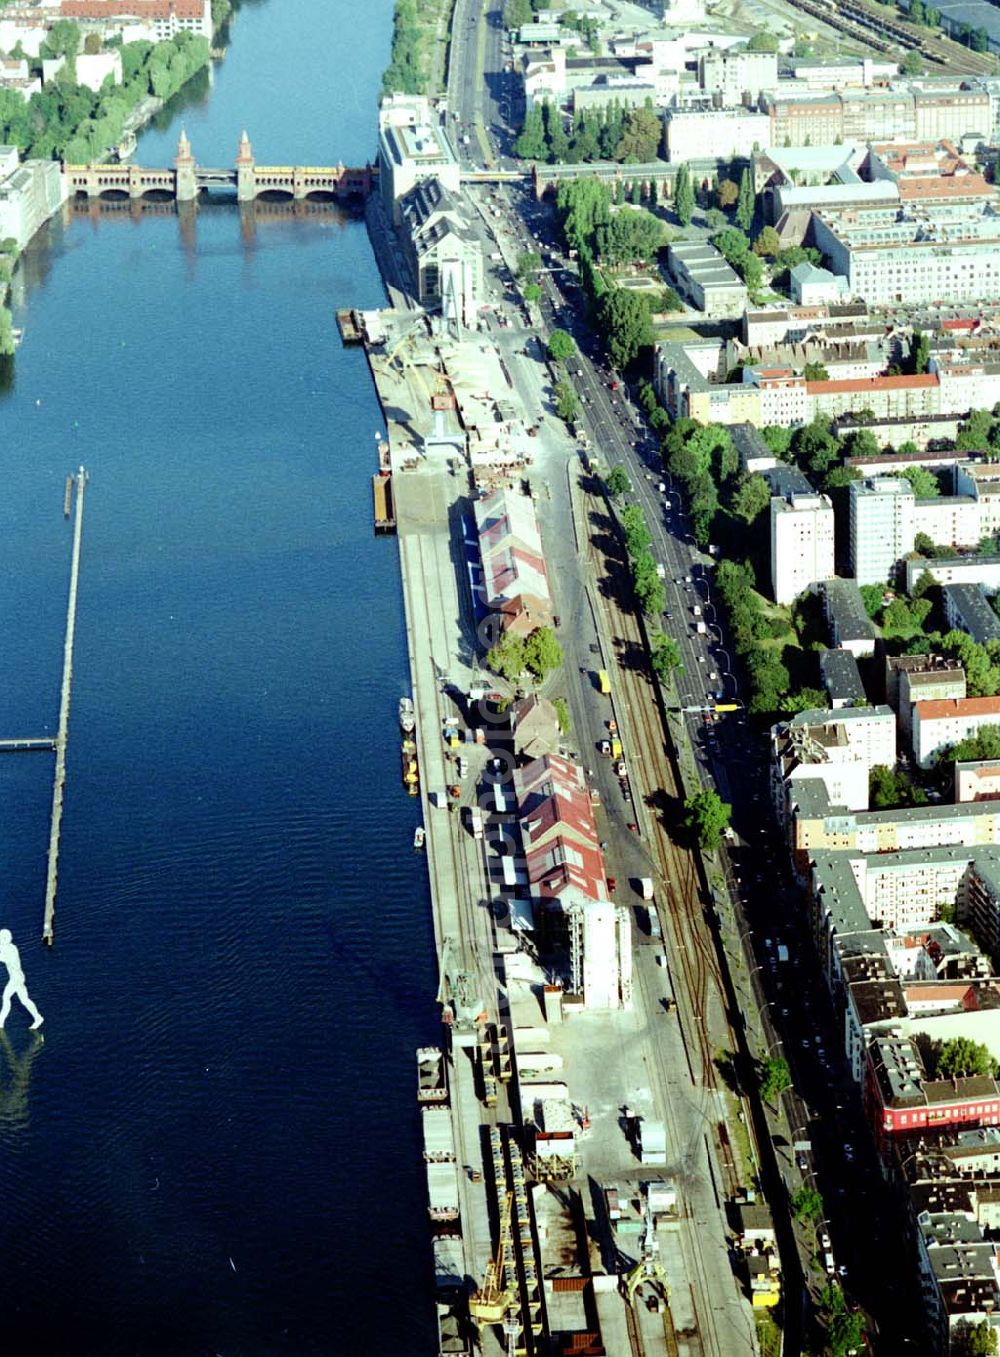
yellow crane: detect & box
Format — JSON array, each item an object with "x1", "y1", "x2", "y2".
[{"x1": 469, "y1": 1192, "x2": 517, "y2": 1326}]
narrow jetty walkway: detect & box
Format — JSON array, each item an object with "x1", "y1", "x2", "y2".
[{"x1": 43, "y1": 466, "x2": 88, "y2": 945}]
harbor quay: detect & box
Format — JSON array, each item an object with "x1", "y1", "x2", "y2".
[{"x1": 358, "y1": 302, "x2": 759, "y2": 1356}]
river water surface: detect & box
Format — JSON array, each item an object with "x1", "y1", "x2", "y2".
[{"x1": 0, "y1": 2, "x2": 439, "y2": 1351}]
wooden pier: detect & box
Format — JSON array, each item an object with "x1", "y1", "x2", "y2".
[{"x1": 43, "y1": 466, "x2": 88, "y2": 945}]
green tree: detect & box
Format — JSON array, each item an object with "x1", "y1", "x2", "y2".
[
  {"x1": 746, "y1": 29, "x2": 779, "y2": 51},
  {"x1": 778, "y1": 686, "x2": 830, "y2": 714},
  {"x1": 514, "y1": 105, "x2": 547, "y2": 161},
  {"x1": 650, "y1": 633, "x2": 683, "y2": 683},
  {"x1": 897, "y1": 466, "x2": 939, "y2": 497},
  {"x1": 554, "y1": 380, "x2": 578, "y2": 423},
  {"x1": 683, "y1": 788, "x2": 731, "y2": 852},
  {"x1": 952, "y1": 1320, "x2": 999, "y2": 1357},
  {"x1": 606, "y1": 465, "x2": 631, "y2": 498},
  {"x1": 43, "y1": 19, "x2": 82, "y2": 60},
  {"x1": 957, "y1": 408, "x2": 996, "y2": 452},
  {"x1": 522, "y1": 282, "x2": 542, "y2": 304},
  {"x1": 758, "y1": 1056, "x2": 791, "y2": 1102},
  {"x1": 615, "y1": 104, "x2": 661, "y2": 162},
  {"x1": 803, "y1": 360, "x2": 829, "y2": 381},
  {"x1": 486, "y1": 631, "x2": 525, "y2": 681},
  {"x1": 731, "y1": 471, "x2": 771, "y2": 524},
  {"x1": 753, "y1": 225, "x2": 782, "y2": 258},
  {"x1": 547, "y1": 328, "x2": 576, "y2": 363},
  {"x1": 517, "y1": 250, "x2": 542, "y2": 280},
  {"x1": 870, "y1": 764, "x2": 928, "y2": 809},
  {"x1": 735, "y1": 167, "x2": 755, "y2": 232},
  {"x1": 762, "y1": 425, "x2": 793, "y2": 459},
  {"x1": 910, "y1": 327, "x2": 931, "y2": 374},
  {"x1": 935, "y1": 1036, "x2": 998, "y2": 1080},
  {"x1": 712, "y1": 226, "x2": 750, "y2": 263},
  {"x1": 598, "y1": 286, "x2": 653, "y2": 370},
  {"x1": 716, "y1": 177, "x2": 739, "y2": 210},
  {"x1": 829, "y1": 1309, "x2": 866, "y2": 1357},
  {"x1": 0, "y1": 304, "x2": 15, "y2": 358},
  {"x1": 673, "y1": 161, "x2": 694, "y2": 226},
  {"x1": 790, "y1": 1184, "x2": 823, "y2": 1222},
  {"x1": 621, "y1": 503, "x2": 652, "y2": 557},
  {"x1": 523, "y1": 626, "x2": 564, "y2": 680}
]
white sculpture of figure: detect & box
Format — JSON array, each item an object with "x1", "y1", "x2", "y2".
[{"x1": 0, "y1": 930, "x2": 43, "y2": 1030}]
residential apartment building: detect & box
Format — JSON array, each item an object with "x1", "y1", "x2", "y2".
[
  {"x1": 895, "y1": 658, "x2": 967, "y2": 745},
  {"x1": 808, "y1": 372, "x2": 940, "y2": 423},
  {"x1": 698, "y1": 48, "x2": 777, "y2": 105},
  {"x1": 787, "y1": 780, "x2": 1000, "y2": 866},
  {"x1": 905, "y1": 553, "x2": 1000, "y2": 595},
  {"x1": 771, "y1": 705, "x2": 895, "y2": 829},
  {"x1": 663, "y1": 107, "x2": 771, "y2": 163},
  {"x1": 769, "y1": 491, "x2": 834, "y2": 605},
  {"x1": 60, "y1": 0, "x2": 213, "y2": 39},
  {"x1": 913, "y1": 696, "x2": 1000, "y2": 769},
  {"x1": 820, "y1": 648, "x2": 867, "y2": 709},
  {"x1": 943, "y1": 583, "x2": 1000, "y2": 646},
  {"x1": 956, "y1": 760, "x2": 1000, "y2": 804},
  {"x1": 812, "y1": 204, "x2": 1000, "y2": 308},
  {"x1": 820, "y1": 577, "x2": 877, "y2": 657},
  {"x1": 763, "y1": 83, "x2": 991, "y2": 149},
  {"x1": 850, "y1": 477, "x2": 915, "y2": 585}
]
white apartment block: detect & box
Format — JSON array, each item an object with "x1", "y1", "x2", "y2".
[
  {"x1": 914, "y1": 696, "x2": 1000, "y2": 768},
  {"x1": 698, "y1": 49, "x2": 777, "y2": 105},
  {"x1": 854, "y1": 853, "x2": 973, "y2": 931},
  {"x1": 812, "y1": 204, "x2": 1000, "y2": 307},
  {"x1": 663, "y1": 108, "x2": 771, "y2": 163},
  {"x1": 850, "y1": 477, "x2": 915, "y2": 586},
  {"x1": 770, "y1": 491, "x2": 835, "y2": 605}
]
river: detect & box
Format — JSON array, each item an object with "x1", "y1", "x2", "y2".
[{"x1": 0, "y1": 2, "x2": 440, "y2": 1352}]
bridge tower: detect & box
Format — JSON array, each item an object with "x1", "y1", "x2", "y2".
[
  {"x1": 174, "y1": 129, "x2": 197, "y2": 203},
  {"x1": 236, "y1": 129, "x2": 256, "y2": 204}
]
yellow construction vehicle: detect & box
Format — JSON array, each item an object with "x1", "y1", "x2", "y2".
[{"x1": 469, "y1": 1192, "x2": 517, "y2": 1326}]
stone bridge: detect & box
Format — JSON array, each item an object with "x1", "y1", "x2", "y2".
[{"x1": 65, "y1": 131, "x2": 376, "y2": 204}]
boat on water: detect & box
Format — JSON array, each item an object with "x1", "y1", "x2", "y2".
[
  {"x1": 413, "y1": 826, "x2": 425, "y2": 850},
  {"x1": 114, "y1": 130, "x2": 137, "y2": 161},
  {"x1": 399, "y1": 696, "x2": 415, "y2": 733},
  {"x1": 402, "y1": 738, "x2": 419, "y2": 796}
]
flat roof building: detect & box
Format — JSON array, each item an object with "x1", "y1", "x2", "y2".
[
  {"x1": 770, "y1": 491, "x2": 835, "y2": 605},
  {"x1": 666, "y1": 240, "x2": 747, "y2": 319},
  {"x1": 943, "y1": 583, "x2": 1000, "y2": 646},
  {"x1": 820, "y1": 648, "x2": 867, "y2": 709},
  {"x1": 820, "y1": 577, "x2": 877, "y2": 657}
]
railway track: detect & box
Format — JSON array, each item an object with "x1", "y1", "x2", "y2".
[
  {"x1": 786, "y1": 0, "x2": 996, "y2": 75},
  {"x1": 581, "y1": 490, "x2": 748, "y2": 1357}
]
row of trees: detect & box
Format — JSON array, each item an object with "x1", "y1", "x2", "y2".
[
  {"x1": 714, "y1": 558, "x2": 797, "y2": 715},
  {"x1": 620, "y1": 503, "x2": 666, "y2": 615},
  {"x1": 515, "y1": 98, "x2": 662, "y2": 166},
  {"x1": 554, "y1": 178, "x2": 660, "y2": 370}
]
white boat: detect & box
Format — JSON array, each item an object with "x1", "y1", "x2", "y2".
[
  {"x1": 399, "y1": 696, "x2": 415, "y2": 733},
  {"x1": 414, "y1": 826, "x2": 426, "y2": 850}
]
